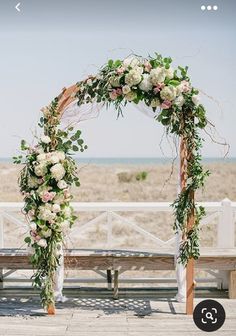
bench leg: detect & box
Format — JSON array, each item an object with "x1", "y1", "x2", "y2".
[
  {"x1": 229, "y1": 270, "x2": 236, "y2": 299},
  {"x1": 113, "y1": 270, "x2": 119, "y2": 300},
  {"x1": 0, "y1": 269, "x2": 3, "y2": 289},
  {"x1": 106, "y1": 270, "x2": 112, "y2": 290}
]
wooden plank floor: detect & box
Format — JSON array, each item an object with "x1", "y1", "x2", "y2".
[{"x1": 0, "y1": 289, "x2": 235, "y2": 335}]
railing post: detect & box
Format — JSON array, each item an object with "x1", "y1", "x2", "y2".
[
  {"x1": 218, "y1": 198, "x2": 234, "y2": 248},
  {"x1": 217, "y1": 198, "x2": 235, "y2": 289},
  {"x1": 0, "y1": 212, "x2": 4, "y2": 289}
]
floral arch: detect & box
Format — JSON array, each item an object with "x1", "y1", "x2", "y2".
[{"x1": 14, "y1": 53, "x2": 209, "y2": 315}]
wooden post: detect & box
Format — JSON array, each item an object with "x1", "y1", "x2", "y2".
[
  {"x1": 113, "y1": 270, "x2": 119, "y2": 300},
  {"x1": 47, "y1": 304, "x2": 56, "y2": 315},
  {"x1": 180, "y1": 136, "x2": 195, "y2": 315}
]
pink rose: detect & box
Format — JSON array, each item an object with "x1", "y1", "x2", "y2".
[
  {"x1": 161, "y1": 100, "x2": 172, "y2": 109},
  {"x1": 117, "y1": 67, "x2": 125, "y2": 75},
  {"x1": 116, "y1": 88, "x2": 122, "y2": 96},
  {"x1": 144, "y1": 61, "x2": 152, "y2": 72},
  {"x1": 41, "y1": 191, "x2": 56, "y2": 203},
  {"x1": 109, "y1": 90, "x2": 118, "y2": 100},
  {"x1": 154, "y1": 83, "x2": 165, "y2": 94},
  {"x1": 181, "y1": 80, "x2": 191, "y2": 93}
]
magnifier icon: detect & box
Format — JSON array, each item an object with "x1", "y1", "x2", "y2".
[{"x1": 206, "y1": 312, "x2": 214, "y2": 320}]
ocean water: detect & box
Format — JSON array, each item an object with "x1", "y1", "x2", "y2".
[{"x1": 1, "y1": 157, "x2": 236, "y2": 165}]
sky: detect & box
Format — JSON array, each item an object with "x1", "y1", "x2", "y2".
[{"x1": 0, "y1": 0, "x2": 235, "y2": 158}]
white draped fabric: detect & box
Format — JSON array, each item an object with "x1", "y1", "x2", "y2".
[{"x1": 55, "y1": 98, "x2": 185, "y2": 303}]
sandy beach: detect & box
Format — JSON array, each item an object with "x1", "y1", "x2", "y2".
[{"x1": 0, "y1": 161, "x2": 236, "y2": 285}]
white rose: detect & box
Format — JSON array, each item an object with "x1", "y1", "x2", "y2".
[
  {"x1": 176, "y1": 80, "x2": 191, "y2": 95},
  {"x1": 29, "y1": 222, "x2": 37, "y2": 231},
  {"x1": 37, "y1": 153, "x2": 47, "y2": 162},
  {"x1": 123, "y1": 56, "x2": 140, "y2": 69},
  {"x1": 28, "y1": 176, "x2": 40, "y2": 188},
  {"x1": 125, "y1": 70, "x2": 142, "y2": 87},
  {"x1": 175, "y1": 95, "x2": 185, "y2": 107},
  {"x1": 122, "y1": 85, "x2": 131, "y2": 95},
  {"x1": 49, "y1": 153, "x2": 59, "y2": 164},
  {"x1": 150, "y1": 98, "x2": 161, "y2": 108},
  {"x1": 150, "y1": 67, "x2": 166, "y2": 85},
  {"x1": 192, "y1": 95, "x2": 200, "y2": 106},
  {"x1": 41, "y1": 135, "x2": 51, "y2": 144},
  {"x1": 50, "y1": 163, "x2": 65, "y2": 181},
  {"x1": 139, "y1": 74, "x2": 152, "y2": 92},
  {"x1": 37, "y1": 239, "x2": 47, "y2": 248},
  {"x1": 110, "y1": 76, "x2": 121, "y2": 87},
  {"x1": 160, "y1": 86, "x2": 177, "y2": 101},
  {"x1": 57, "y1": 180, "x2": 67, "y2": 189},
  {"x1": 34, "y1": 162, "x2": 48, "y2": 176},
  {"x1": 133, "y1": 66, "x2": 143, "y2": 74},
  {"x1": 38, "y1": 206, "x2": 56, "y2": 221},
  {"x1": 125, "y1": 91, "x2": 137, "y2": 102},
  {"x1": 165, "y1": 68, "x2": 174, "y2": 79},
  {"x1": 56, "y1": 151, "x2": 65, "y2": 161},
  {"x1": 52, "y1": 204, "x2": 61, "y2": 213}
]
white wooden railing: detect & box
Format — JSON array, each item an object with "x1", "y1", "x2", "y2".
[{"x1": 0, "y1": 199, "x2": 236, "y2": 288}]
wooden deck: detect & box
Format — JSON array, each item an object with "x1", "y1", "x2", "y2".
[{"x1": 0, "y1": 289, "x2": 235, "y2": 335}]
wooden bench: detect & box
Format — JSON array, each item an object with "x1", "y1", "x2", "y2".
[{"x1": 0, "y1": 248, "x2": 236, "y2": 299}]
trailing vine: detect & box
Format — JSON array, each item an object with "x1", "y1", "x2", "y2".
[{"x1": 13, "y1": 98, "x2": 87, "y2": 310}]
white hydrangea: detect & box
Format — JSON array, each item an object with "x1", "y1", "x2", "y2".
[
  {"x1": 52, "y1": 204, "x2": 61, "y2": 213},
  {"x1": 34, "y1": 162, "x2": 48, "y2": 176},
  {"x1": 37, "y1": 238, "x2": 47, "y2": 248},
  {"x1": 139, "y1": 74, "x2": 152, "y2": 92},
  {"x1": 38, "y1": 205, "x2": 56, "y2": 221},
  {"x1": 160, "y1": 86, "x2": 177, "y2": 101},
  {"x1": 41, "y1": 135, "x2": 51, "y2": 144},
  {"x1": 175, "y1": 95, "x2": 185, "y2": 107},
  {"x1": 50, "y1": 163, "x2": 65, "y2": 181},
  {"x1": 125, "y1": 69, "x2": 142, "y2": 87},
  {"x1": 150, "y1": 67, "x2": 166, "y2": 85}
]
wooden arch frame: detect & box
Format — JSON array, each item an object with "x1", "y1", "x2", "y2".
[{"x1": 54, "y1": 85, "x2": 195, "y2": 315}]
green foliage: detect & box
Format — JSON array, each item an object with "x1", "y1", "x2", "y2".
[
  {"x1": 13, "y1": 97, "x2": 87, "y2": 311},
  {"x1": 136, "y1": 171, "x2": 148, "y2": 181}
]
